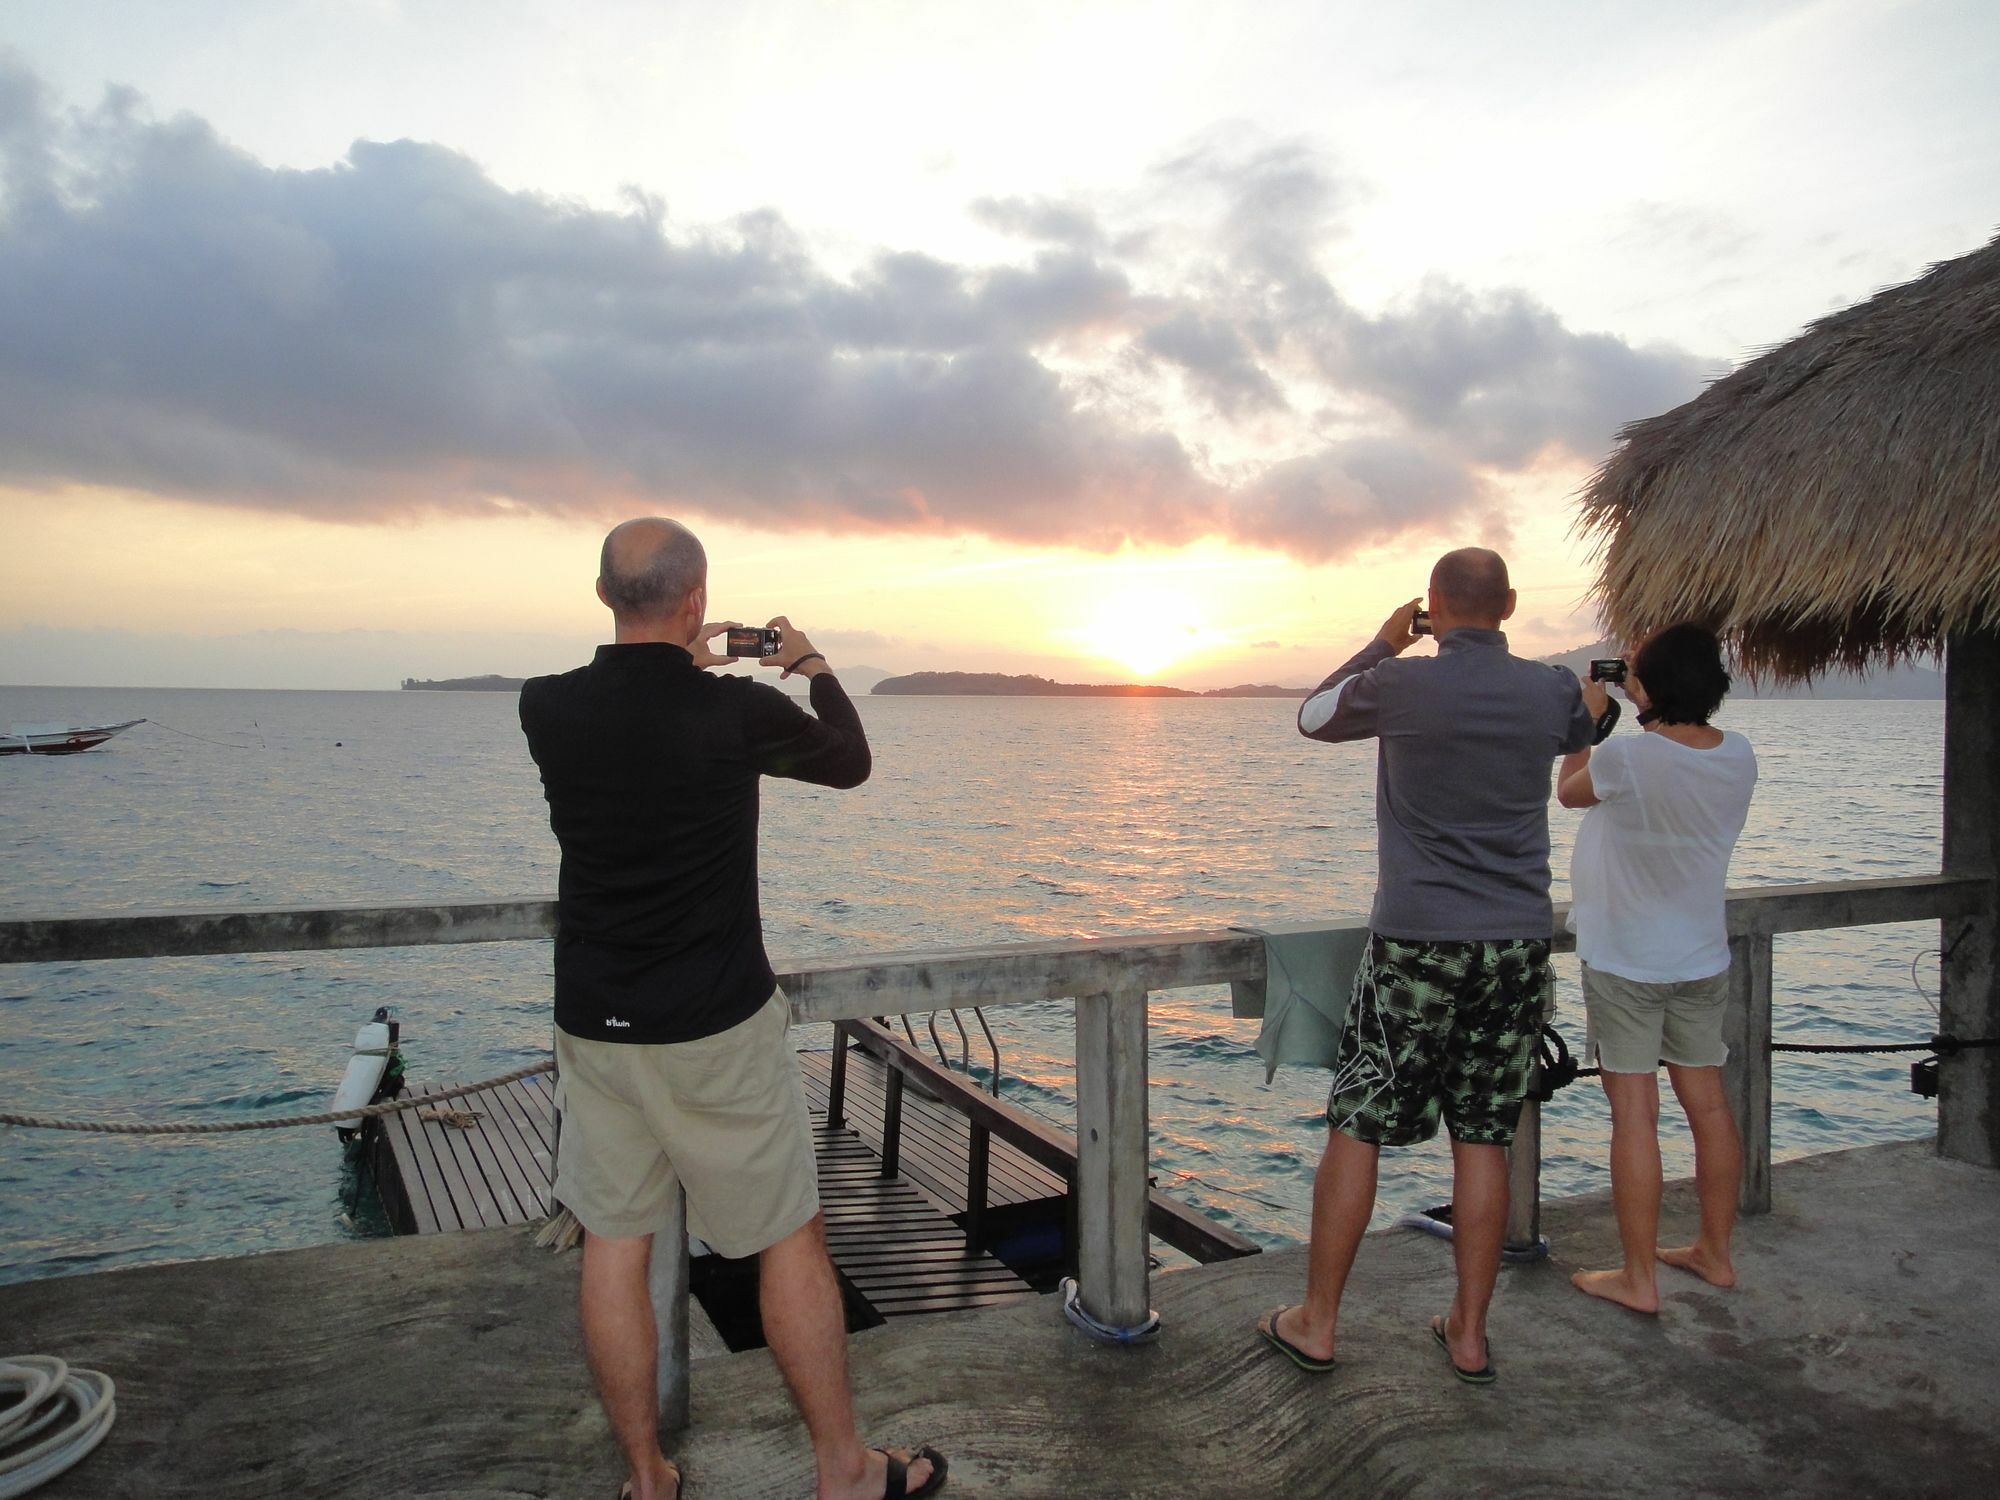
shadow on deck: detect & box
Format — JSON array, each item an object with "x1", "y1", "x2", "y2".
[{"x1": 4, "y1": 1139, "x2": 1995, "y2": 1498}]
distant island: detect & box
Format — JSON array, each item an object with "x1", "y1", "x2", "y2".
[
  {"x1": 403, "y1": 647, "x2": 1944, "y2": 701},
  {"x1": 401, "y1": 675, "x2": 526, "y2": 691},
  {"x1": 871, "y1": 672, "x2": 1310, "y2": 698}
]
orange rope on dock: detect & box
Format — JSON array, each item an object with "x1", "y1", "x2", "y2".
[{"x1": 0, "y1": 1060, "x2": 554, "y2": 1135}]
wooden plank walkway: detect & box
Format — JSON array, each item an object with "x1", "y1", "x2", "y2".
[
  {"x1": 795, "y1": 1045, "x2": 1069, "y2": 1215},
  {"x1": 374, "y1": 1072, "x2": 557, "y2": 1235},
  {"x1": 374, "y1": 1050, "x2": 1043, "y2": 1320}
]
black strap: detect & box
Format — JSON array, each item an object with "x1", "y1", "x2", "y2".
[
  {"x1": 882, "y1": 1451, "x2": 907, "y2": 1500},
  {"x1": 1591, "y1": 699, "x2": 1622, "y2": 745}
]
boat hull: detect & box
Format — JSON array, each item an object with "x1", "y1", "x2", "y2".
[{"x1": 1, "y1": 720, "x2": 144, "y2": 755}]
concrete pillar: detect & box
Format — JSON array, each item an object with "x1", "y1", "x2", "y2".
[
  {"x1": 1074, "y1": 987, "x2": 1152, "y2": 1333},
  {"x1": 1940, "y1": 629, "x2": 2000, "y2": 1168},
  {"x1": 1724, "y1": 932, "x2": 1774, "y2": 1213},
  {"x1": 649, "y1": 1185, "x2": 691, "y2": 1432}
]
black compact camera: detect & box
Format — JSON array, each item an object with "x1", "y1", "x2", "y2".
[
  {"x1": 726, "y1": 627, "x2": 782, "y2": 658},
  {"x1": 1412, "y1": 609, "x2": 1433, "y2": 637},
  {"x1": 1589, "y1": 658, "x2": 1627, "y2": 684}
]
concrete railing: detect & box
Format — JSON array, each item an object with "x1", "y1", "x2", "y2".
[{"x1": 3, "y1": 871, "x2": 1989, "y2": 1429}]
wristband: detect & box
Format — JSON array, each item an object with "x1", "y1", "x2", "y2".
[
  {"x1": 788, "y1": 652, "x2": 827, "y2": 673},
  {"x1": 1592, "y1": 699, "x2": 1621, "y2": 745}
]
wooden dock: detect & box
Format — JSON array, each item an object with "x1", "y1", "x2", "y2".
[{"x1": 372, "y1": 1045, "x2": 1061, "y2": 1324}]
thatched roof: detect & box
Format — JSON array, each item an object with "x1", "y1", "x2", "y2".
[{"x1": 1577, "y1": 231, "x2": 2000, "y2": 681}]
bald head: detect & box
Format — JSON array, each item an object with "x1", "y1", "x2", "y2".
[
  {"x1": 598, "y1": 518, "x2": 706, "y2": 622},
  {"x1": 1429, "y1": 547, "x2": 1512, "y2": 627}
]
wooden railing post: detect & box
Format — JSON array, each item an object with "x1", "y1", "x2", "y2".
[
  {"x1": 1503, "y1": 978, "x2": 1557, "y2": 1254},
  {"x1": 827, "y1": 1023, "x2": 850, "y2": 1130},
  {"x1": 1940, "y1": 627, "x2": 2000, "y2": 1168},
  {"x1": 1724, "y1": 932, "x2": 1775, "y2": 1213},
  {"x1": 1072, "y1": 986, "x2": 1153, "y2": 1335},
  {"x1": 649, "y1": 1184, "x2": 691, "y2": 1432},
  {"x1": 880, "y1": 1067, "x2": 905, "y2": 1178},
  {"x1": 965, "y1": 1123, "x2": 991, "y2": 1250}
]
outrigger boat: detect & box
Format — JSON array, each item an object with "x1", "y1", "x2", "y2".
[{"x1": 2, "y1": 719, "x2": 145, "y2": 755}]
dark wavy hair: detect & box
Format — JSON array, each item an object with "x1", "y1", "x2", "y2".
[{"x1": 1633, "y1": 624, "x2": 1732, "y2": 725}]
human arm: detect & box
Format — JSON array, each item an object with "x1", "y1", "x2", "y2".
[
  {"x1": 742, "y1": 619, "x2": 870, "y2": 787},
  {"x1": 758, "y1": 616, "x2": 832, "y2": 682},
  {"x1": 1297, "y1": 599, "x2": 1421, "y2": 743},
  {"x1": 1559, "y1": 669, "x2": 1602, "y2": 755},
  {"x1": 1557, "y1": 676, "x2": 1617, "y2": 806},
  {"x1": 1557, "y1": 750, "x2": 1599, "y2": 808}
]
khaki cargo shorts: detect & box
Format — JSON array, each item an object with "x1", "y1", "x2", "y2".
[
  {"x1": 1582, "y1": 963, "x2": 1731, "y2": 1074},
  {"x1": 553, "y1": 988, "x2": 818, "y2": 1257}
]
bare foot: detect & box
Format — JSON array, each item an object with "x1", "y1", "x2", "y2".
[
  {"x1": 1571, "y1": 1267, "x2": 1659, "y2": 1314},
  {"x1": 618, "y1": 1460, "x2": 680, "y2": 1500},
  {"x1": 823, "y1": 1445, "x2": 942, "y2": 1500},
  {"x1": 1659, "y1": 1243, "x2": 1736, "y2": 1287}
]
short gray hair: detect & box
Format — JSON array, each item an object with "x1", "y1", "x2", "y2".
[
  {"x1": 1430, "y1": 547, "x2": 1510, "y2": 621},
  {"x1": 598, "y1": 520, "x2": 706, "y2": 618}
]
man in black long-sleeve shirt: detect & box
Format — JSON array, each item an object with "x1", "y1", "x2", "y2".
[{"x1": 521, "y1": 519, "x2": 945, "y2": 1500}]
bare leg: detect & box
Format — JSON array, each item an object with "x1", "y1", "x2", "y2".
[
  {"x1": 1659, "y1": 1063, "x2": 1740, "y2": 1287},
  {"x1": 1571, "y1": 1072, "x2": 1662, "y2": 1313},
  {"x1": 578, "y1": 1230, "x2": 682, "y2": 1500},
  {"x1": 1262, "y1": 1128, "x2": 1378, "y2": 1361},
  {"x1": 759, "y1": 1213, "x2": 936, "y2": 1500},
  {"x1": 1439, "y1": 1138, "x2": 1509, "y2": 1369}
]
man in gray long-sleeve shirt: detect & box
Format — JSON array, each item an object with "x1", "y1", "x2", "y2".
[{"x1": 1257, "y1": 548, "x2": 1594, "y2": 1386}]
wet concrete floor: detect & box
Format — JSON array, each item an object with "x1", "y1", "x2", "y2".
[{"x1": 3, "y1": 1138, "x2": 1994, "y2": 1498}]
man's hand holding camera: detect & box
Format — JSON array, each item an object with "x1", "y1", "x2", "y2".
[
  {"x1": 691, "y1": 616, "x2": 831, "y2": 679},
  {"x1": 1376, "y1": 598, "x2": 1426, "y2": 654},
  {"x1": 690, "y1": 620, "x2": 743, "y2": 669},
  {"x1": 762, "y1": 617, "x2": 829, "y2": 680}
]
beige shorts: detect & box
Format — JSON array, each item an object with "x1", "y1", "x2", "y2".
[
  {"x1": 1582, "y1": 963, "x2": 1731, "y2": 1074},
  {"x1": 553, "y1": 988, "x2": 819, "y2": 1257}
]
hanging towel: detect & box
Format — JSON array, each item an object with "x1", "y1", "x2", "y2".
[{"x1": 1230, "y1": 922, "x2": 1372, "y2": 1083}]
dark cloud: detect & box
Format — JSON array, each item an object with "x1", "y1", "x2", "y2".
[
  {"x1": 969, "y1": 194, "x2": 1107, "y2": 251},
  {"x1": 1228, "y1": 436, "x2": 1491, "y2": 562},
  {"x1": 1304, "y1": 279, "x2": 1715, "y2": 467},
  {"x1": 0, "y1": 56, "x2": 1710, "y2": 563},
  {"x1": 1139, "y1": 309, "x2": 1288, "y2": 416}
]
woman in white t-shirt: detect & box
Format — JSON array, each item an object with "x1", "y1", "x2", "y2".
[{"x1": 1557, "y1": 624, "x2": 1757, "y2": 1314}]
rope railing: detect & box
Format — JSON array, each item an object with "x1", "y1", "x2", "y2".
[{"x1": 0, "y1": 1059, "x2": 552, "y2": 1136}]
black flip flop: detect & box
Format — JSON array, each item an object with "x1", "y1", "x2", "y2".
[
  {"x1": 1257, "y1": 1305, "x2": 1338, "y2": 1372},
  {"x1": 615, "y1": 1464, "x2": 680, "y2": 1500},
  {"x1": 879, "y1": 1444, "x2": 949, "y2": 1499},
  {"x1": 1429, "y1": 1315, "x2": 1496, "y2": 1385}
]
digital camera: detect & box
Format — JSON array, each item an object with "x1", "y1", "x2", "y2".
[
  {"x1": 1412, "y1": 609, "x2": 1433, "y2": 637},
  {"x1": 1589, "y1": 658, "x2": 1628, "y2": 684},
  {"x1": 726, "y1": 627, "x2": 782, "y2": 658}
]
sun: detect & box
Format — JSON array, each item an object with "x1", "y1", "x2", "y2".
[{"x1": 1067, "y1": 582, "x2": 1212, "y2": 681}]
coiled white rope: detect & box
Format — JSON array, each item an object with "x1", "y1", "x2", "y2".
[{"x1": 0, "y1": 1356, "x2": 116, "y2": 1498}]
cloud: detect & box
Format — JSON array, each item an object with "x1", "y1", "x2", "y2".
[
  {"x1": 969, "y1": 194, "x2": 1108, "y2": 252},
  {"x1": 0, "y1": 55, "x2": 1710, "y2": 564}
]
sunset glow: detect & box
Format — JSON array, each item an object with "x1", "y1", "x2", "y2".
[{"x1": 0, "y1": 4, "x2": 1991, "y2": 690}]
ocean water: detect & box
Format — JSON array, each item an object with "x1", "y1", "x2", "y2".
[{"x1": 0, "y1": 686, "x2": 1946, "y2": 1283}]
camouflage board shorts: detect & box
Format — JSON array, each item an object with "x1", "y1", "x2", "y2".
[{"x1": 1325, "y1": 934, "x2": 1551, "y2": 1147}]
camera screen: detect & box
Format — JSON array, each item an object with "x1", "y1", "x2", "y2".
[{"x1": 726, "y1": 628, "x2": 779, "y2": 658}]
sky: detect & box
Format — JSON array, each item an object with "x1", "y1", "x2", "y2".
[{"x1": 1, "y1": 0, "x2": 1995, "y2": 689}]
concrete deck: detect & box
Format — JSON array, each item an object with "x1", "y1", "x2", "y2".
[{"x1": 4, "y1": 1139, "x2": 1995, "y2": 1498}]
